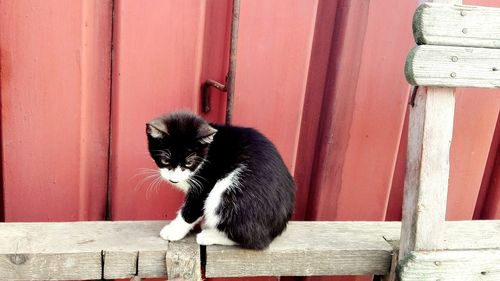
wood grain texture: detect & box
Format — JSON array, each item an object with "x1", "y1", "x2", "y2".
[
  {"x1": 166, "y1": 235, "x2": 201, "y2": 281},
  {"x1": 206, "y1": 222, "x2": 400, "y2": 277},
  {"x1": 405, "y1": 45, "x2": 500, "y2": 88},
  {"x1": 103, "y1": 250, "x2": 137, "y2": 279},
  {"x1": 398, "y1": 249, "x2": 500, "y2": 281},
  {"x1": 2, "y1": 220, "x2": 500, "y2": 279},
  {"x1": 0, "y1": 252, "x2": 102, "y2": 280},
  {"x1": 384, "y1": 220, "x2": 500, "y2": 250},
  {"x1": 399, "y1": 87, "x2": 455, "y2": 260},
  {"x1": 0, "y1": 221, "x2": 169, "y2": 280},
  {"x1": 206, "y1": 220, "x2": 500, "y2": 278},
  {"x1": 414, "y1": 3, "x2": 500, "y2": 48}
]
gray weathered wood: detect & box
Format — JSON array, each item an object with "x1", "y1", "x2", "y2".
[
  {"x1": 406, "y1": 45, "x2": 500, "y2": 88},
  {"x1": 414, "y1": 3, "x2": 500, "y2": 48},
  {"x1": 2, "y1": 220, "x2": 500, "y2": 279},
  {"x1": 206, "y1": 222, "x2": 400, "y2": 277},
  {"x1": 104, "y1": 250, "x2": 138, "y2": 279},
  {"x1": 0, "y1": 252, "x2": 102, "y2": 280},
  {"x1": 398, "y1": 86, "x2": 455, "y2": 260},
  {"x1": 205, "y1": 220, "x2": 500, "y2": 278},
  {"x1": 138, "y1": 249, "x2": 167, "y2": 278},
  {"x1": 385, "y1": 220, "x2": 500, "y2": 250},
  {"x1": 398, "y1": 249, "x2": 500, "y2": 281},
  {"x1": 166, "y1": 235, "x2": 201, "y2": 281},
  {"x1": 0, "y1": 221, "x2": 170, "y2": 280}
]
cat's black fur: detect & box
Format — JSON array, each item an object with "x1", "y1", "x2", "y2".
[{"x1": 146, "y1": 112, "x2": 295, "y2": 249}]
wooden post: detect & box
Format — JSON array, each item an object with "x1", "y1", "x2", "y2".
[
  {"x1": 398, "y1": 0, "x2": 462, "y2": 262},
  {"x1": 166, "y1": 236, "x2": 202, "y2": 281},
  {"x1": 399, "y1": 86, "x2": 455, "y2": 260}
]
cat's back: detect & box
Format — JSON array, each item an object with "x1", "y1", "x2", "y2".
[
  {"x1": 210, "y1": 124, "x2": 285, "y2": 164},
  {"x1": 209, "y1": 124, "x2": 295, "y2": 249}
]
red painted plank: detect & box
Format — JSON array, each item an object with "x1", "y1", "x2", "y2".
[
  {"x1": 231, "y1": 0, "x2": 318, "y2": 174},
  {"x1": 225, "y1": 1, "x2": 319, "y2": 280},
  {"x1": 294, "y1": 0, "x2": 340, "y2": 221},
  {"x1": 0, "y1": 0, "x2": 112, "y2": 221},
  {"x1": 307, "y1": 0, "x2": 414, "y2": 221},
  {"x1": 305, "y1": 1, "x2": 415, "y2": 280},
  {"x1": 109, "y1": 0, "x2": 207, "y2": 220},
  {"x1": 479, "y1": 113, "x2": 500, "y2": 219},
  {"x1": 447, "y1": 90, "x2": 500, "y2": 220},
  {"x1": 474, "y1": 113, "x2": 500, "y2": 219},
  {"x1": 200, "y1": 0, "x2": 232, "y2": 124},
  {"x1": 386, "y1": 111, "x2": 409, "y2": 222}
]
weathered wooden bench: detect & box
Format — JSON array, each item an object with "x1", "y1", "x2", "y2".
[
  {"x1": 1, "y1": 220, "x2": 500, "y2": 280},
  {"x1": 1, "y1": 0, "x2": 500, "y2": 280}
]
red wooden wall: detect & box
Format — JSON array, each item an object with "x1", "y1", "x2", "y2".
[{"x1": 1, "y1": 1, "x2": 499, "y2": 281}]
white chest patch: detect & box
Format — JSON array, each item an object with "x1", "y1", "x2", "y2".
[
  {"x1": 203, "y1": 167, "x2": 243, "y2": 228},
  {"x1": 173, "y1": 181, "x2": 191, "y2": 193}
]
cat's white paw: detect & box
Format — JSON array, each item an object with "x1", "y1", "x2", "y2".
[
  {"x1": 195, "y1": 230, "x2": 212, "y2": 245},
  {"x1": 159, "y1": 224, "x2": 189, "y2": 241},
  {"x1": 196, "y1": 229, "x2": 236, "y2": 246}
]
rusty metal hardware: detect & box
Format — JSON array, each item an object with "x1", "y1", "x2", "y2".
[
  {"x1": 203, "y1": 79, "x2": 227, "y2": 114},
  {"x1": 202, "y1": 0, "x2": 240, "y2": 125}
]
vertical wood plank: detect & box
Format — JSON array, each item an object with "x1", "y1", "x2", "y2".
[
  {"x1": 293, "y1": 0, "x2": 339, "y2": 221},
  {"x1": 110, "y1": 0, "x2": 207, "y2": 220},
  {"x1": 399, "y1": 87, "x2": 455, "y2": 260},
  {"x1": 231, "y1": 0, "x2": 318, "y2": 173},
  {"x1": 398, "y1": 0, "x2": 462, "y2": 261},
  {"x1": 166, "y1": 236, "x2": 201, "y2": 281},
  {"x1": 0, "y1": 0, "x2": 112, "y2": 221}
]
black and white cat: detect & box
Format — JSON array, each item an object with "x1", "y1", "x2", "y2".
[{"x1": 146, "y1": 111, "x2": 295, "y2": 249}]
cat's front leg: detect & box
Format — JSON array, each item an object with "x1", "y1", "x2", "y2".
[
  {"x1": 160, "y1": 211, "x2": 201, "y2": 241},
  {"x1": 160, "y1": 193, "x2": 204, "y2": 241}
]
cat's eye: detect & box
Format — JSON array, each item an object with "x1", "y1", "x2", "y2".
[
  {"x1": 184, "y1": 160, "x2": 194, "y2": 168},
  {"x1": 160, "y1": 158, "x2": 170, "y2": 166}
]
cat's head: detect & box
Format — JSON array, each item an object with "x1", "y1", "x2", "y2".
[{"x1": 146, "y1": 111, "x2": 217, "y2": 185}]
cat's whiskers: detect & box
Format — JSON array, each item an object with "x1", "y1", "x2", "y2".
[
  {"x1": 131, "y1": 168, "x2": 159, "y2": 177},
  {"x1": 148, "y1": 176, "x2": 164, "y2": 199},
  {"x1": 188, "y1": 177, "x2": 203, "y2": 193},
  {"x1": 136, "y1": 174, "x2": 161, "y2": 194},
  {"x1": 145, "y1": 176, "x2": 162, "y2": 199},
  {"x1": 132, "y1": 168, "x2": 162, "y2": 192}
]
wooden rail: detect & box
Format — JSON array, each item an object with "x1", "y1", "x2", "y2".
[{"x1": 1, "y1": 220, "x2": 500, "y2": 280}]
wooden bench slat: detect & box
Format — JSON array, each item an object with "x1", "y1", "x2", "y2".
[
  {"x1": 384, "y1": 220, "x2": 500, "y2": 250},
  {"x1": 0, "y1": 221, "x2": 170, "y2": 280},
  {"x1": 398, "y1": 249, "x2": 500, "y2": 281},
  {"x1": 0, "y1": 252, "x2": 102, "y2": 281},
  {"x1": 414, "y1": 3, "x2": 500, "y2": 48},
  {"x1": 2, "y1": 220, "x2": 500, "y2": 279},
  {"x1": 206, "y1": 220, "x2": 500, "y2": 278},
  {"x1": 206, "y1": 222, "x2": 400, "y2": 277},
  {"x1": 405, "y1": 45, "x2": 500, "y2": 88}
]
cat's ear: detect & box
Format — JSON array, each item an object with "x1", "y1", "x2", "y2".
[
  {"x1": 197, "y1": 123, "x2": 217, "y2": 144},
  {"x1": 146, "y1": 119, "x2": 168, "y2": 138}
]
